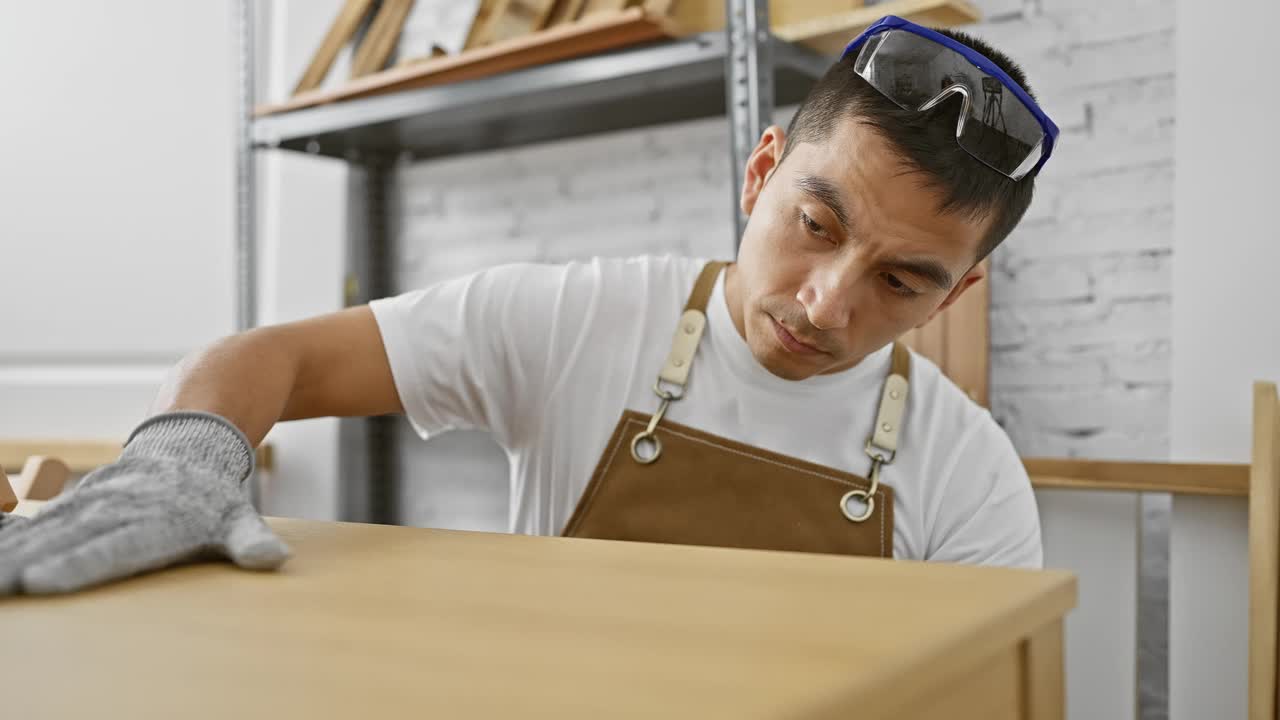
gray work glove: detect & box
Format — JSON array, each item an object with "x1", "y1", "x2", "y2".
[
  {"x1": 0, "y1": 411, "x2": 290, "y2": 594},
  {"x1": 0, "y1": 513, "x2": 26, "y2": 532}
]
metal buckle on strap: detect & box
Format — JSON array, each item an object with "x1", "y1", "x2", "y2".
[
  {"x1": 630, "y1": 262, "x2": 720, "y2": 466},
  {"x1": 864, "y1": 439, "x2": 896, "y2": 466},
  {"x1": 631, "y1": 379, "x2": 684, "y2": 465},
  {"x1": 841, "y1": 450, "x2": 888, "y2": 523},
  {"x1": 844, "y1": 351, "x2": 908, "y2": 523}
]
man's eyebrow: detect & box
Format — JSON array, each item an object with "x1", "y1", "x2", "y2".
[
  {"x1": 883, "y1": 258, "x2": 954, "y2": 290},
  {"x1": 796, "y1": 175, "x2": 851, "y2": 230}
]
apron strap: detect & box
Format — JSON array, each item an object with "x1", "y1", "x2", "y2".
[
  {"x1": 684, "y1": 261, "x2": 728, "y2": 313},
  {"x1": 659, "y1": 261, "x2": 728, "y2": 389},
  {"x1": 655, "y1": 259, "x2": 911, "y2": 465},
  {"x1": 867, "y1": 342, "x2": 911, "y2": 462}
]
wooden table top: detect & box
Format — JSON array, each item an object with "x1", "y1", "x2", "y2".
[{"x1": 0, "y1": 513, "x2": 1075, "y2": 719}]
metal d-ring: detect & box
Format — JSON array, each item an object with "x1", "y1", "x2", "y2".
[
  {"x1": 631, "y1": 431, "x2": 662, "y2": 465},
  {"x1": 631, "y1": 379, "x2": 682, "y2": 464},
  {"x1": 840, "y1": 454, "x2": 885, "y2": 523}
]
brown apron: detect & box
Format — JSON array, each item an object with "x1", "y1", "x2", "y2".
[{"x1": 562, "y1": 261, "x2": 910, "y2": 558}]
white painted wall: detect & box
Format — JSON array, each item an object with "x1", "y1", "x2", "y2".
[
  {"x1": 1170, "y1": 3, "x2": 1280, "y2": 461},
  {"x1": 1168, "y1": 0, "x2": 1280, "y2": 718},
  {"x1": 0, "y1": 1, "x2": 348, "y2": 521},
  {"x1": 0, "y1": 2, "x2": 235, "y2": 439}
]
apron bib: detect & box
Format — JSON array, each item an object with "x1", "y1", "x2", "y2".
[{"x1": 562, "y1": 261, "x2": 910, "y2": 558}]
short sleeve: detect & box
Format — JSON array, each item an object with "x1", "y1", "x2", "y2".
[
  {"x1": 368, "y1": 262, "x2": 580, "y2": 449},
  {"x1": 925, "y1": 418, "x2": 1044, "y2": 569}
]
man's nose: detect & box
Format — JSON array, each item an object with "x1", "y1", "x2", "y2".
[{"x1": 796, "y1": 265, "x2": 860, "y2": 331}]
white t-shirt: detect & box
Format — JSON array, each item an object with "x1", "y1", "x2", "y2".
[{"x1": 370, "y1": 254, "x2": 1042, "y2": 568}]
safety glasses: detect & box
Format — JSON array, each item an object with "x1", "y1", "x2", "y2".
[{"x1": 842, "y1": 16, "x2": 1059, "y2": 180}]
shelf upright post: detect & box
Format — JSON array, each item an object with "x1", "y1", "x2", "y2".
[
  {"x1": 234, "y1": 0, "x2": 265, "y2": 510},
  {"x1": 724, "y1": 0, "x2": 773, "y2": 250},
  {"x1": 234, "y1": 0, "x2": 257, "y2": 334},
  {"x1": 340, "y1": 151, "x2": 399, "y2": 520},
  {"x1": 339, "y1": 151, "x2": 401, "y2": 525},
  {"x1": 335, "y1": 1, "x2": 399, "y2": 525}
]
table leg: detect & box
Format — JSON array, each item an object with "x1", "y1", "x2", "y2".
[{"x1": 1023, "y1": 619, "x2": 1065, "y2": 720}]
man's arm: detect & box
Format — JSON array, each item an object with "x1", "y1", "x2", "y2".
[
  {"x1": 150, "y1": 305, "x2": 403, "y2": 446},
  {"x1": 0, "y1": 305, "x2": 405, "y2": 594}
]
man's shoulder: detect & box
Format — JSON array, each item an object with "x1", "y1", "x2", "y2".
[
  {"x1": 484, "y1": 252, "x2": 706, "y2": 278},
  {"x1": 564, "y1": 253, "x2": 713, "y2": 287},
  {"x1": 420, "y1": 253, "x2": 710, "y2": 303},
  {"x1": 903, "y1": 348, "x2": 1013, "y2": 451},
  {"x1": 521, "y1": 253, "x2": 716, "y2": 303},
  {"x1": 458, "y1": 254, "x2": 716, "y2": 346}
]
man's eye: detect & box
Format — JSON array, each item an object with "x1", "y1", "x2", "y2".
[
  {"x1": 883, "y1": 273, "x2": 918, "y2": 297},
  {"x1": 800, "y1": 211, "x2": 824, "y2": 235}
]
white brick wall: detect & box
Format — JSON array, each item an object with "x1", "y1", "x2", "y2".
[
  {"x1": 393, "y1": 114, "x2": 739, "y2": 294},
  {"x1": 974, "y1": 0, "x2": 1174, "y2": 461}
]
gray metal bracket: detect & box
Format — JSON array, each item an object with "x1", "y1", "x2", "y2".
[
  {"x1": 724, "y1": 0, "x2": 774, "y2": 248},
  {"x1": 235, "y1": 0, "x2": 257, "y2": 333}
]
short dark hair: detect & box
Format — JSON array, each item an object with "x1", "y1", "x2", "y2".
[{"x1": 780, "y1": 28, "x2": 1039, "y2": 262}]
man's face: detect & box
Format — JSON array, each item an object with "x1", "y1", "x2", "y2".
[{"x1": 724, "y1": 118, "x2": 992, "y2": 381}]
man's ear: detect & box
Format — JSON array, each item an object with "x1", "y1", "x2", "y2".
[
  {"x1": 741, "y1": 125, "x2": 787, "y2": 216},
  {"x1": 918, "y1": 261, "x2": 987, "y2": 327}
]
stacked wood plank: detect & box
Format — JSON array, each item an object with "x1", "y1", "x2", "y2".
[
  {"x1": 259, "y1": 6, "x2": 678, "y2": 116},
  {"x1": 263, "y1": 0, "x2": 980, "y2": 117}
]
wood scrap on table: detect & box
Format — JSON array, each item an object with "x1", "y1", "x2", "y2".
[
  {"x1": 12, "y1": 456, "x2": 70, "y2": 501},
  {"x1": 0, "y1": 455, "x2": 67, "y2": 513},
  {"x1": 1, "y1": 471, "x2": 16, "y2": 513}
]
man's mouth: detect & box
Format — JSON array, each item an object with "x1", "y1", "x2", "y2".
[{"x1": 769, "y1": 315, "x2": 826, "y2": 356}]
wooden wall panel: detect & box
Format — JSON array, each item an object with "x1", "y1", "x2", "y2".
[{"x1": 899, "y1": 259, "x2": 989, "y2": 406}]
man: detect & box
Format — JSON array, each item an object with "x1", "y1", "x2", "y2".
[{"x1": 0, "y1": 16, "x2": 1058, "y2": 594}]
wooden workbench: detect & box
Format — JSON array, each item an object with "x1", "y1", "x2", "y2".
[{"x1": 0, "y1": 508, "x2": 1075, "y2": 719}]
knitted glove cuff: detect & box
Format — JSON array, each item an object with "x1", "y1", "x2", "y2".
[{"x1": 123, "y1": 411, "x2": 255, "y2": 484}]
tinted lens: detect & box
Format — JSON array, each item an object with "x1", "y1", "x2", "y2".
[
  {"x1": 855, "y1": 29, "x2": 1046, "y2": 178},
  {"x1": 957, "y1": 78, "x2": 1045, "y2": 178},
  {"x1": 855, "y1": 30, "x2": 978, "y2": 109}
]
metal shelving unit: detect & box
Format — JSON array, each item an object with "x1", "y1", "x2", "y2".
[
  {"x1": 235, "y1": 0, "x2": 822, "y2": 523},
  {"x1": 252, "y1": 30, "x2": 828, "y2": 163}
]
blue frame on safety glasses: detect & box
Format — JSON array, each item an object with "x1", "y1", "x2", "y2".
[{"x1": 841, "y1": 15, "x2": 1059, "y2": 180}]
